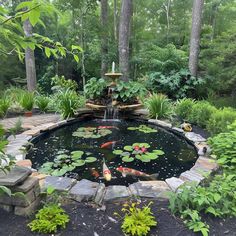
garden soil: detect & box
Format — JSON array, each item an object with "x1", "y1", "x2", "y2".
[{"x1": 0, "y1": 199, "x2": 235, "y2": 236}]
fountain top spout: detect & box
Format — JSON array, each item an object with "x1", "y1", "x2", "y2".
[{"x1": 105, "y1": 62, "x2": 123, "y2": 79}]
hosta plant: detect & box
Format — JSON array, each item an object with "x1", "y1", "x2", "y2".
[
  {"x1": 73, "y1": 127, "x2": 112, "y2": 139},
  {"x1": 113, "y1": 143, "x2": 164, "y2": 163},
  {"x1": 127, "y1": 125, "x2": 157, "y2": 133},
  {"x1": 120, "y1": 202, "x2": 157, "y2": 236},
  {"x1": 39, "y1": 150, "x2": 97, "y2": 176}
]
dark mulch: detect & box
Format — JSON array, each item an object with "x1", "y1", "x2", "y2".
[{"x1": 0, "y1": 199, "x2": 235, "y2": 236}]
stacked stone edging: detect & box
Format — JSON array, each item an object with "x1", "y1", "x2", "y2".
[{"x1": 2, "y1": 113, "x2": 219, "y2": 207}]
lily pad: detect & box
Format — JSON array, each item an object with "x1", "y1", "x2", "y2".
[
  {"x1": 85, "y1": 157, "x2": 97, "y2": 163},
  {"x1": 122, "y1": 156, "x2": 134, "y2": 162},
  {"x1": 124, "y1": 145, "x2": 133, "y2": 151},
  {"x1": 127, "y1": 125, "x2": 157, "y2": 133},
  {"x1": 113, "y1": 150, "x2": 123, "y2": 155},
  {"x1": 153, "y1": 150, "x2": 165, "y2": 155},
  {"x1": 72, "y1": 127, "x2": 112, "y2": 139}
]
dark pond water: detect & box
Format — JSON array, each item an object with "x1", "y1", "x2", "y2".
[{"x1": 27, "y1": 119, "x2": 197, "y2": 186}]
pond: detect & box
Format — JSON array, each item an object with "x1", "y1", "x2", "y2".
[{"x1": 27, "y1": 119, "x2": 197, "y2": 186}]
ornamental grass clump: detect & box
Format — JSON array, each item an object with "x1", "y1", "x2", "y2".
[
  {"x1": 19, "y1": 92, "x2": 34, "y2": 111},
  {"x1": 35, "y1": 95, "x2": 50, "y2": 112},
  {"x1": 146, "y1": 93, "x2": 173, "y2": 119}
]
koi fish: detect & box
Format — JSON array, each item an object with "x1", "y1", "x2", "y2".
[
  {"x1": 98, "y1": 126, "x2": 120, "y2": 130},
  {"x1": 103, "y1": 161, "x2": 112, "y2": 181},
  {"x1": 116, "y1": 166, "x2": 159, "y2": 180},
  {"x1": 89, "y1": 168, "x2": 100, "y2": 179},
  {"x1": 100, "y1": 141, "x2": 118, "y2": 149}
]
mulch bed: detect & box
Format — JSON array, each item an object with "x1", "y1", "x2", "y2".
[{"x1": 0, "y1": 199, "x2": 235, "y2": 236}]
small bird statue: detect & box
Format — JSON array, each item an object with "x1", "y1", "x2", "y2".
[{"x1": 181, "y1": 122, "x2": 192, "y2": 132}]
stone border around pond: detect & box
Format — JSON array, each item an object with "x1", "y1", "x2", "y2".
[{"x1": 3, "y1": 111, "x2": 219, "y2": 207}]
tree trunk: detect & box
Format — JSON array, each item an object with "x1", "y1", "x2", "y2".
[
  {"x1": 118, "y1": 0, "x2": 133, "y2": 81},
  {"x1": 114, "y1": 0, "x2": 118, "y2": 41},
  {"x1": 101, "y1": 0, "x2": 109, "y2": 77},
  {"x1": 188, "y1": 0, "x2": 204, "y2": 77},
  {"x1": 23, "y1": 19, "x2": 37, "y2": 91}
]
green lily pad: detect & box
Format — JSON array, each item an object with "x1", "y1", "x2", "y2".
[
  {"x1": 122, "y1": 156, "x2": 134, "y2": 162},
  {"x1": 121, "y1": 152, "x2": 130, "y2": 157},
  {"x1": 74, "y1": 160, "x2": 86, "y2": 166},
  {"x1": 85, "y1": 157, "x2": 97, "y2": 163},
  {"x1": 71, "y1": 151, "x2": 84, "y2": 159},
  {"x1": 72, "y1": 127, "x2": 112, "y2": 139},
  {"x1": 113, "y1": 150, "x2": 123, "y2": 155},
  {"x1": 124, "y1": 145, "x2": 133, "y2": 151},
  {"x1": 145, "y1": 153, "x2": 158, "y2": 160},
  {"x1": 153, "y1": 150, "x2": 165, "y2": 155},
  {"x1": 127, "y1": 125, "x2": 157, "y2": 133}
]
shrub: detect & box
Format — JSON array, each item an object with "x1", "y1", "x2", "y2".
[
  {"x1": 175, "y1": 98, "x2": 196, "y2": 120},
  {"x1": 208, "y1": 130, "x2": 236, "y2": 171},
  {"x1": 51, "y1": 75, "x2": 78, "y2": 92},
  {"x1": 145, "y1": 93, "x2": 173, "y2": 119},
  {"x1": 120, "y1": 202, "x2": 157, "y2": 236},
  {"x1": 0, "y1": 97, "x2": 11, "y2": 117},
  {"x1": 35, "y1": 95, "x2": 50, "y2": 112},
  {"x1": 113, "y1": 80, "x2": 147, "y2": 103},
  {"x1": 84, "y1": 77, "x2": 108, "y2": 100},
  {"x1": 56, "y1": 89, "x2": 85, "y2": 119},
  {"x1": 28, "y1": 204, "x2": 69, "y2": 234},
  {"x1": 188, "y1": 101, "x2": 217, "y2": 127},
  {"x1": 206, "y1": 107, "x2": 236, "y2": 135},
  {"x1": 19, "y1": 92, "x2": 34, "y2": 111}
]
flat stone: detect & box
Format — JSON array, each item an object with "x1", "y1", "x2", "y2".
[
  {"x1": 133, "y1": 109, "x2": 149, "y2": 116},
  {"x1": 37, "y1": 122, "x2": 57, "y2": 131},
  {"x1": 148, "y1": 119, "x2": 172, "y2": 128},
  {"x1": 0, "y1": 203, "x2": 14, "y2": 213},
  {"x1": 129, "y1": 181, "x2": 171, "y2": 199},
  {"x1": 7, "y1": 134, "x2": 32, "y2": 142},
  {"x1": 194, "y1": 142, "x2": 211, "y2": 156},
  {"x1": 14, "y1": 196, "x2": 41, "y2": 216},
  {"x1": 185, "y1": 132, "x2": 206, "y2": 142},
  {"x1": 191, "y1": 156, "x2": 218, "y2": 174},
  {"x1": 0, "y1": 166, "x2": 32, "y2": 186},
  {"x1": 30, "y1": 172, "x2": 48, "y2": 180},
  {"x1": 69, "y1": 179, "x2": 99, "y2": 202},
  {"x1": 56, "y1": 120, "x2": 67, "y2": 126},
  {"x1": 44, "y1": 176, "x2": 76, "y2": 192},
  {"x1": 172, "y1": 127, "x2": 185, "y2": 133},
  {"x1": 10, "y1": 177, "x2": 39, "y2": 193},
  {"x1": 15, "y1": 153, "x2": 26, "y2": 161},
  {"x1": 22, "y1": 129, "x2": 40, "y2": 136},
  {"x1": 94, "y1": 183, "x2": 106, "y2": 205},
  {"x1": 16, "y1": 159, "x2": 32, "y2": 168},
  {"x1": 104, "y1": 186, "x2": 130, "y2": 202},
  {"x1": 165, "y1": 177, "x2": 185, "y2": 192},
  {"x1": 180, "y1": 170, "x2": 204, "y2": 184}
]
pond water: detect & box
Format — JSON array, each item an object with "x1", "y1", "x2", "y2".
[{"x1": 27, "y1": 119, "x2": 197, "y2": 186}]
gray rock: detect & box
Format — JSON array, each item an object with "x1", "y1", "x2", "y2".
[
  {"x1": 94, "y1": 183, "x2": 106, "y2": 205},
  {"x1": 0, "y1": 166, "x2": 32, "y2": 186},
  {"x1": 180, "y1": 170, "x2": 204, "y2": 184},
  {"x1": 104, "y1": 185, "x2": 130, "y2": 202},
  {"x1": 69, "y1": 179, "x2": 99, "y2": 202},
  {"x1": 165, "y1": 177, "x2": 185, "y2": 192},
  {"x1": 185, "y1": 132, "x2": 206, "y2": 142},
  {"x1": 10, "y1": 177, "x2": 39, "y2": 193},
  {"x1": 44, "y1": 176, "x2": 76, "y2": 192},
  {"x1": 172, "y1": 127, "x2": 185, "y2": 133},
  {"x1": 129, "y1": 181, "x2": 171, "y2": 199},
  {"x1": 0, "y1": 203, "x2": 14, "y2": 213},
  {"x1": 148, "y1": 119, "x2": 172, "y2": 128}
]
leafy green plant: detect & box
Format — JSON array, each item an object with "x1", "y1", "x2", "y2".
[
  {"x1": 145, "y1": 93, "x2": 173, "y2": 119},
  {"x1": 84, "y1": 77, "x2": 108, "y2": 100},
  {"x1": 19, "y1": 92, "x2": 34, "y2": 111},
  {"x1": 127, "y1": 125, "x2": 157, "y2": 133},
  {"x1": 56, "y1": 88, "x2": 84, "y2": 119},
  {"x1": 51, "y1": 75, "x2": 78, "y2": 92},
  {"x1": 119, "y1": 202, "x2": 157, "y2": 236},
  {"x1": 72, "y1": 127, "x2": 112, "y2": 138},
  {"x1": 28, "y1": 204, "x2": 69, "y2": 234},
  {"x1": 8, "y1": 118, "x2": 23, "y2": 136},
  {"x1": 188, "y1": 101, "x2": 217, "y2": 127},
  {"x1": 113, "y1": 143, "x2": 164, "y2": 163},
  {"x1": 39, "y1": 150, "x2": 97, "y2": 176},
  {"x1": 113, "y1": 81, "x2": 147, "y2": 103},
  {"x1": 35, "y1": 95, "x2": 50, "y2": 112},
  {"x1": 208, "y1": 130, "x2": 236, "y2": 171},
  {"x1": 206, "y1": 107, "x2": 236, "y2": 135},
  {"x1": 175, "y1": 98, "x2": 196, "y2": 120},
  {"x1": 0, "y1": 97, "x2": 11, "y2": 117}
]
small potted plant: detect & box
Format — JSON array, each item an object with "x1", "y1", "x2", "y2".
[{"x1": 20, "y1": 92, "x2": 34, "y2": 117}]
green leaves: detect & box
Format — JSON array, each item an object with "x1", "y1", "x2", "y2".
[
  {"x1": 127, "y1": 125, "x2": 157, "y2": 133},
  {"x1": 72, "y1": 127, "x2": 112, "y2": 139}
]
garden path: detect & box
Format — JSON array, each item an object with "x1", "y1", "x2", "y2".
[{"x1": 0, "y1": 113, "x2": 61, "y2": 130}]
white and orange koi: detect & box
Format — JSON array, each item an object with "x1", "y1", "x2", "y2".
[
  {"x1": 116, "y1": 166, "x2": 159, "y2": 180},
  {"x1": 103, "y1": 161, "x2": 112, "y2": 181}
]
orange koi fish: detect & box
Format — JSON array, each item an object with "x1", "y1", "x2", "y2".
[
  {"x1": 98, "y1": 126, "x2": 120, "y2": 130},
  {"x1": 116, "y1": 166, "x2": 159, "y2": 180},
  {"x1": 100, "y1": 141, "x2": 118, "y2": 149},
  {"x1": 103, "y1": 161, "x2": 112, "y2": 181},
  {"x1": 89, "y1": 168, "x2": 100, "y2": 179}
]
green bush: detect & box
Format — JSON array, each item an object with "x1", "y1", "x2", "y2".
[
  {"x1": 35, "y1": 95, "x2": 50, "y2": 112},
  {"x1": 19, "y1": 92, "x2": 34, "y2": 111},
  {"x1": 145, "y1": 93, "x2": 173, "y2": 119},
  {"x1": 175, "y1": 98, "x2": 196, "y2": 120},
  {"x1": 84, "y1": 77, "x2": 108, "y2": 100},
  {"x1": 28, "y1": 204, "x2": 69, "y2": 234},
  {"x1": 208, "y1": 130, "x2": 236, "y2": 171},
  {"x1": 51, "y1": 75, "x2": 78, "y2": 92},
  {"x1": 188, "y1": 101, "x2": 217, "y2": 127},
  {"x1": 56, "y1": 89, "x2": 85, "y2": 119},
  {"x1": 0, "y1": 98, "x2": 11, "y2": 117},
  {"x1": 120, "y1": 202, "x2": 157, "y2": 236},
  {"x1": 206, "y1": 107, "x2": 236, "y2": 135}
]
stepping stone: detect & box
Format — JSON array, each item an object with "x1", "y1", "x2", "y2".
[
  {"x1": 104, "y1": 185, "x2": 130, "y2": 202},
  {"x1": 185, "y1": 132, "x2": 206, "y2": 142},
  {"x1": 94, "y1": 183, "x2": 106, "y2": 205},
  {"x1": 69, "y1": 179, "x2": 99, "y2": 202},
  {"x1": 0, "y1": 166, "x2": 32, "y2": 186},
  {"x1": 44, "y1": 176, "x2": 76, "y2": 192},
  {"x1": 129, "y1": 181, "x2": 171, "y2": 199},
  {"x1": 180, "y1": 170, "x2": 204, "y2": 184},
  {"x1": 16, "y1": 160, "x2": 32, "y2": 168},
  {"x1": 148, "y1": 119, "x2": 172, "y2": 128},
  {"x1": 165, "y1": 177, "x2": 185, "y2": 192}
]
